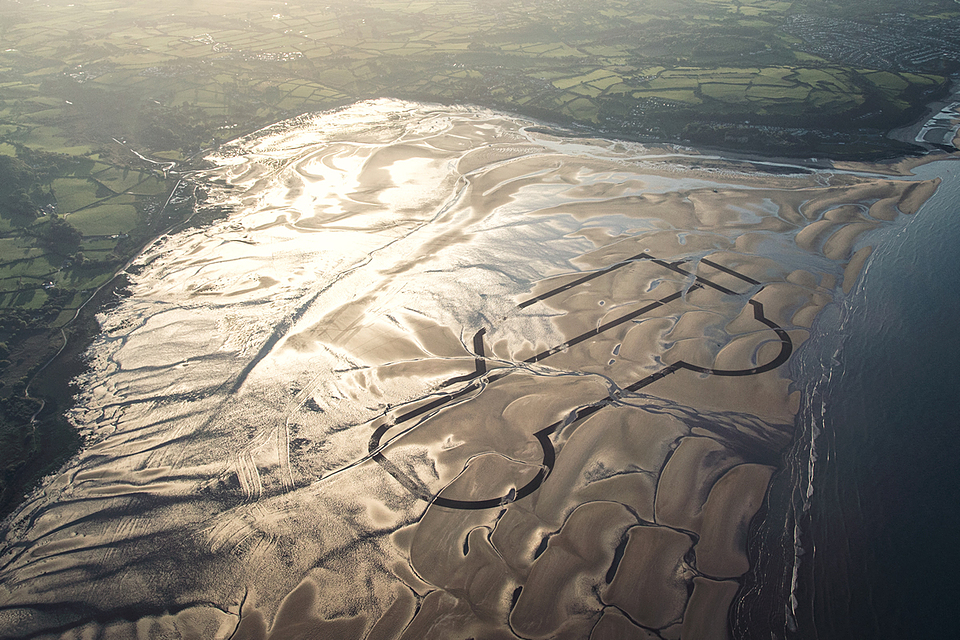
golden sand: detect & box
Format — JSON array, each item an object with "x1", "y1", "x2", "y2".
[{"x1": 0, "y1": 101, "x2": 945, "y2": 639}]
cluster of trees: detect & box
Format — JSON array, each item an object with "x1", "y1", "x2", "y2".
[
  {"x1": 0, "y1": 309, "x2": 33, "y2": 336},
  {"x1": 0, "y1": 151, "x2": 70, "y2": 220},
  {"x1": 40, "y1": 215, "x2": 82, "y2": 254},
  {"x1": 0, "y1": 391, "x2": 42, "y2": 507},
  {"x1": 0, "y1": 155, "x2": 42, "y2": 219},
  {"x1": 139, "y1": 101, "x2": 225, "y2": 156}
]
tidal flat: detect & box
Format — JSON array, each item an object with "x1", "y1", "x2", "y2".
[{"x1": 0, "y1": 101, "x2": 942, "y2": 639}]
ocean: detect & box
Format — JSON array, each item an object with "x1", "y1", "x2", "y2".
[{"x1": 739, "y1": 158, "x2": 960, "y2": 638}]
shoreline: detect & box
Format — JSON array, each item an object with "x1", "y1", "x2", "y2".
[
  {"x1": 888, "y1": 78, "x2": 960, "y2": 148},
  {"x1": 0, "y1": 274, "x2": 131, "y2": 525},
  {"x1": 0, "y1": 178, "x2": 204, "y2": 523},
  {"x1": 735, "y1": 157, "x2": 960, "y2": 638},
  {"x1": 422, "y1": 93, "x2": 960, "y2": 181},
  {"x1": 513, "y1": 116, "x2": 943, "y2": 175}
]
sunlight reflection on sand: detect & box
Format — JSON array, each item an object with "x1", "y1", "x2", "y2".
[{"x1": 0, "y1": 100, "x2": 940, "y2": 639}]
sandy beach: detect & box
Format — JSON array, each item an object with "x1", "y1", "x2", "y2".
[{"x1": 0, "y1": 100, "x2": 942, "y2": 639}]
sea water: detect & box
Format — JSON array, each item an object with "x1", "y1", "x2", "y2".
[{"x1": 744, "y1": 158, "x2": 960, "y2": 638}]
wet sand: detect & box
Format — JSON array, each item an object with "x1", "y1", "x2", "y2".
[{"x1": 0, "y1": 100, "x2": 942, "y2": 639}]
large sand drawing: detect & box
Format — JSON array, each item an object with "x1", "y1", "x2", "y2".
[{"x1": 369, "y1": 255, "x2": 792, "y2": 512}]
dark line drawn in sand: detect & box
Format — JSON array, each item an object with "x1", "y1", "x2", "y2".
[
  {"x1": 517, "y1": 251, "x2": 654, "y2": 309},
  {"x1": 368, "y1": 252, "x2": 793, "y2": 510}
]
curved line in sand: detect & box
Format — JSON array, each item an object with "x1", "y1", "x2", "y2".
[{"x1": 371, "y1": 292, "x2": 793, "y2": 510}]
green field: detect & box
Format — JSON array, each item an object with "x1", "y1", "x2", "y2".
[{"x1": 0, "y1": 0, "x2": 952, "y2": 162}]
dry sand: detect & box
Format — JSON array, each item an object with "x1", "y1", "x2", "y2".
[{"x1": 0, "y1": 100, "x2": 944, "y2": 639}]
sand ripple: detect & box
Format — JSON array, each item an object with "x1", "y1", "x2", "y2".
[{"x1": 0, "y1": 100, "x2": 939, "y2": 639}]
